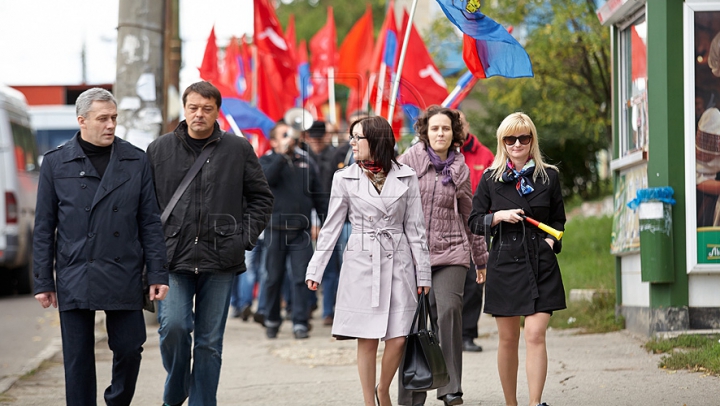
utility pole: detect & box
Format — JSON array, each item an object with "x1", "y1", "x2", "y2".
[{"x1": 114, "y1": 0, "x2": 180, "y2": 150}]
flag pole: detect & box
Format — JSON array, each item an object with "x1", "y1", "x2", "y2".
[
  {"x1": 375, "y1": 63, "x2": 387, "y2": 116},
  {"x1": 251, "y1": 45, "x2": 258, "y2": 107},
  {"x1": 328, "y1": 67, "x2": 336, "y2": 125},
  {"x1": 387, "y1": 0, "x2": 418, "y2": 122}
]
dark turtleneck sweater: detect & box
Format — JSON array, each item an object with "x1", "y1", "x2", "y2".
[{"x1": 77, "y1": 134, "x2": 112, "y2": 178}]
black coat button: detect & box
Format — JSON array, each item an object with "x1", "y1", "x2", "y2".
[
  {"x1": 88, "y1": 232, "x2": 95, "y2": 238},
  {"x1": 114, "y1": 232, "x2": 119, "y2": 237},
  {"x1": 81, "y1": 184, "x2": 87, "y2": 189},
  {"x1": 113, "y1": 206, "x2": 118, "y2": 212},
  {"x1": 114, "y1": 257, "x2": 120, "y2": 262},
  {"x1": 85, "y1": 207, "x2": 90, "y2": 212},
  {"x1": 89, "y1": 258, "x2": 94, "y2": 263}
]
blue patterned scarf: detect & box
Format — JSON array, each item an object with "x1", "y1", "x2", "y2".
[{"x1": 501, "y1": 158, "x2": 535, "y2": 196}]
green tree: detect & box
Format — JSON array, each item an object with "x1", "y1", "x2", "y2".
[
  {"x1": 276, "y1": 0, "x2": 387, "y2": 44},
  {"x1": 465, "y1": 0, "x2": 611, "y2": 199}
]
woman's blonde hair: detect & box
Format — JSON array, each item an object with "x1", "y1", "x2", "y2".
[{"x1": 489, "y1": 112, "x2": 557, "y2": 183}]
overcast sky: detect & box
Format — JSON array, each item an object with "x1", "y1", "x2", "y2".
[{"x1": 0, "y1": 0, "x2": 253, "y2": 90}]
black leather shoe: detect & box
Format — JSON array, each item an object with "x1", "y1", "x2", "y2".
[
  {"x1": 239, "y1": 305, "x2": 252, "y2": 321},
  {"x1": 293, "y1": 329, "x2": 309, "y2": 339},
  {"x1": 441, "y1": 393, "x2": 463, "y2": 406},
  {"x1": 266, "y1": 326, "x2": 279, "y2": 339},
  {"x1": 462, "y1": 339, "x2": 483, "y2": 352},
  {"x1": 536, "y1": 403, "x2": 550, "y2": 406},
  {"x1": 253, "y1": 312, "x2": 266, "y2": 327}
]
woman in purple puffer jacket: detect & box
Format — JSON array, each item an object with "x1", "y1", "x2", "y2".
[{"x1": 397, "y1": 105, "x2": 488, "y2": 406}]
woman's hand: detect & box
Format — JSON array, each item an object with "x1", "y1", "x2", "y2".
[
  {"x1": 492, "y1": 209, "x2": 525, "y2": 226},
  {"x1": 544, "y1": 238, "x2": 555, "y2": 250},
  {"x1": 306, "y1": 280, "x2": 319, "y2": 291},
  {"x1": 476, "y1": 267, "x2": 486, "y2": 284},
  {"x1": 417, "y1": 286, "x2": 430, "y2": 295}
]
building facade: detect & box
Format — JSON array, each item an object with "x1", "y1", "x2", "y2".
[{"x1": 600, "y1": 0, "x2": 720, "y2": 335}]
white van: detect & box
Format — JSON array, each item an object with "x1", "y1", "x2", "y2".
[
  {"x1": 0, "y1": 85, "x2": 39, "y2": 295},
  {"x1": 29, "y1": 105, "x2": 77, "y2": 155}
]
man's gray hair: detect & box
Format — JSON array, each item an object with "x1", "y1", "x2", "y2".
[{"x1": 76, "y1": 88, "x2": 117, "y2": 118}]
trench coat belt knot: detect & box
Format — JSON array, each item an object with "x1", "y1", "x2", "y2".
[{"x1": 353, "y1": 225, "x2": 404, "y2": 308}]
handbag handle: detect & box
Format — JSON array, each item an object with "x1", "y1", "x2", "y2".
[{"x1": 409, "y1": 291, "x2": 440, "y2": 335}]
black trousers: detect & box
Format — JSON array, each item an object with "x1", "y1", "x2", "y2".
[
  {"x1": 264, "y1": 229, "x2": 314, "y2": 328},
  {"x1": 462, "y1": 264, "x2": 484, "y2": 340},
  {"x1": 59, "y1": 309, "x2": 146, "y2": 406}
]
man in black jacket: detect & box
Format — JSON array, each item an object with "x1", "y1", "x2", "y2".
[
  {"x1": 146, "y1": 81, "x2": 273, "y2": 406},
  {"x1": 33, "y1": 88, "x2": 168, "y2": 406},
  {"x1": 260, "y1": 122, "x2": 328, "y2": 339}
]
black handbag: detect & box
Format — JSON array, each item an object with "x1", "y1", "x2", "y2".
[{"x1": 400, "y1": 291, "x2": 450, "y2": 391}]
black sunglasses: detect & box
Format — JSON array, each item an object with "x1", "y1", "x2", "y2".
[{"x1": 503, "y1": 135, "x2": 532, "y2": 146}]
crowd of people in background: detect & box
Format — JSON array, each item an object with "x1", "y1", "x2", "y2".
[{"x1": 33, "y1": 81, "x2": 565, "y2": 406}]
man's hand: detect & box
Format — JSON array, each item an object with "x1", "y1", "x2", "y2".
[
  {"x1": 307, "y1": 280, "x2": 319, "y2": 291},
  {"x1": 149, "y1": 284, "x2": 169, "y2": 301},
  {"x1": 311, "y1": 225, "x2": 320, "y2": 241},
  {"x1": 35, "y1": 292, "x2": 57, "y2": 308},
  {"x1": 277, "y1": 135, "x2": 295, "y2": 155}
]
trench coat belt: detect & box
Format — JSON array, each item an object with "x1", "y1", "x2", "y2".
[{"x1": 352, "y1": 225, "x2": 404, "y2": 308}]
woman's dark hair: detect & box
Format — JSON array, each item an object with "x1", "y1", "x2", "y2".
[
  {"x1": 413, "y1": 105, "x2": 465, "y2": 149},
  {"x1": 349, "y1": 116, "x2": 398, "y2": 173},
  {"x1": 182, "y1": 81, "x2": 222, "y2": 109}
]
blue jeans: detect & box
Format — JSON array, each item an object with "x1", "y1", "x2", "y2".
[
  {"x1": 230, "y1": 238, "x2": 267, "y2": 312},
  {"x1": 157, "y1": 272, "x2": 234, "y2": 406}
]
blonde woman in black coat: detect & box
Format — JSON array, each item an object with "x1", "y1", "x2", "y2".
[{"x1": 468, "y1": 112, "x2": 566, "y2": 406}]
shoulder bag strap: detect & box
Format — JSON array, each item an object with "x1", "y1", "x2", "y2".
[{"x1": 160, "y1": 141, "x2": 218, "y2": 225}]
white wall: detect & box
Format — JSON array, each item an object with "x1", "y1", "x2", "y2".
[
  {"x1": 620, "y1": 253, "x2": 650, "y2": 306},
  {"x1": 688, "y1": 274, "x2": 720, "y2": 306}
]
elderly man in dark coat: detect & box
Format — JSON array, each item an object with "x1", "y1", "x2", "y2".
[{"x1": 33, "y1": 88, "x2": 168, "y2": 406}]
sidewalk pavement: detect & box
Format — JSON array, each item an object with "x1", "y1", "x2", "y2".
[{"x1": 1, "y1": 311, "x2": 718, "y2": 406}]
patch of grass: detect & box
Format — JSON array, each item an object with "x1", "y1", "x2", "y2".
[
  {"x1": 549, "y1": 294, "x2": 624, "y2": 333},
  {"x1": 644, "y1": 335, "x2": 720, "y2": 375},
  {"x1": 547, "y1": 214, "x2": 624, "y2": 333}
]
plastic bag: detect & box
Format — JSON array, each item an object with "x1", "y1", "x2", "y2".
[{"x1": 627, "y1": 187, "x2": 676, "y2": 210}]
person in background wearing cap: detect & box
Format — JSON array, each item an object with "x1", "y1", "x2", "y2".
[
  {"x1": 303, "y1": 120, "x2": 341, "y2": 326},
  {"x1": 458, "y1": 110, "x2": 496, "y2": 353},
  {"x1": 260, "y1": 121, "x2": 328, "y2": 339}
]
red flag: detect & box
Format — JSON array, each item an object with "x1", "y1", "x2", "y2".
[
  {"x1": 254, "y1": 0, "x2": 298, "y2": 112},
  {"x1": 199, "y1": 26, "x2": 219, "y2": 83},
  {"x1": 307, "y1": 7, "x2": 337, "y2": 108},
  {"x1": 285, "y1": 14, "x2": 297, "y2": 66},
  {"x1": 337, "y1": 5, "x2": 373, "y2": 89},
  {"x1": 238, "y1": 35, "x2": 254, "y2": 101},
  {"x1": 399, "y1": 10, "x2": 449, "y2": 109},
  {"x1": 219, "y1": 36, "x2": 242, "y2": 98},
  {"x1": 370, "y1": 1, "x2": 398, "y2": 74},
  {"x1": 257, "y1": 54, "x2": 286, "y2": 121}
]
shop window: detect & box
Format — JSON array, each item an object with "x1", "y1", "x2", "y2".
[{"x1": 619, "y1": 15, "x2": 648, "y2": 158}]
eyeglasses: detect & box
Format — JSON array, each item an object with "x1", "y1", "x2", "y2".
[
  {"x1": 349, "y1": 134, "x2": 368, "y2": 142},
  {"x1": 503, "y1": 135, "x2": 532, "y2": 146}
]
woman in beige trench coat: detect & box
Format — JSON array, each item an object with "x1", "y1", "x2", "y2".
[{"x1": 307, "y1": 116, "x2": 431, "y2": 406}]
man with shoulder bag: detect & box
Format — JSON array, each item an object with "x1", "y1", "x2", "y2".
[{"x1": 146, "y1": 81, "x2": 274, "y2": 406}]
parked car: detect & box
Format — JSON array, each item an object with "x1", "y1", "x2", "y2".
[{"x1": 0, "y1": 85, "x2": 39, "y2": 295}]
